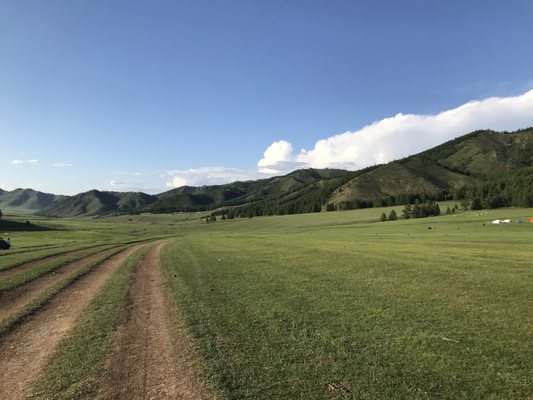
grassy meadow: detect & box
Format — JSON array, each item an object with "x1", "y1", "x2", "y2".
[
  {"x1": 159, "y1": 206, "x2": 533, "y2": 399},
  {"x1": 1, "y1": 206, "x2": 532, "y2": 399}
]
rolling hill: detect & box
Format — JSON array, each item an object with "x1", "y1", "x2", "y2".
[
  {"x1": 36, "y1": 190, "x2": 158, "y2": 217},
  {"x1": 0, "y1": 188, "x2": 64, "y2": 214},
  {"x1": 324, "y1": 128, "x2": 533, "y2": 209},
  {"x1": 4, "y1": 128, "x2": 533, "y2": 217},
  {"x1": 324, "y1": 128, "x2": 532, "y2": 208},
  {"x1": 148, "y1": 168, "x2": 348, "y2": 213}
]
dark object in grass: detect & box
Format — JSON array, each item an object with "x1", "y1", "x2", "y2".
[
  {"x1": 0, "y1": 239, "x2": 10, "y2": 250},
  {"x1": 0, "y1": 219, "x2": 53, "y2": 232},
  {"x1": 326, "y1": 382, "x2": 353, "y2": 397}
]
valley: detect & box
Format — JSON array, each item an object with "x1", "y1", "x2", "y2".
[{"x1": 0, "y1": 207, "x2": 531, "y2": 399}]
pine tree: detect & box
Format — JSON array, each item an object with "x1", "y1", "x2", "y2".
[
  {"x1": 402, "y1": 204, "x2": 412, "y2": 219},
  {"x1": 380, "y1": 212, "x2": 387, "y2": 222},
  {"x1": 388, "y1": 209, "x2": 398, "y2": 221}
]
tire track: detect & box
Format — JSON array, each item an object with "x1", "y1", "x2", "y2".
[
  {"x1": 98, "y1": 241, "x2": 212, "y2": 400},
  {"x1": 0, "y1": 243, "x2": 144, "y2": 400},
  {"x1": 0, "y1": 246, "x2": 122, "y2": 321},
  {"x1": 0, "y1": 243, "x2": 107, "y2": 276}
]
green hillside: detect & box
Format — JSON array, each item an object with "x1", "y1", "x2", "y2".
[
  {"x1": 148, "y1": 168, "x2": 348, "y2": 213},
  {"x1": 325, "y1": 128, "x2": 533, "y2": 210},
  {"x1": 37, "y1": 190, "x2": 158, "y2": 217},
  {"x1": 0, "y1": 188, "x2": 63, "y2": 214}
]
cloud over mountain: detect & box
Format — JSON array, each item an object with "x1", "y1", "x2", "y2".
[
  {"x1": 258, "y1": 89, "x2": 533, "y2": 173},
  {"x1": 165, "y1": 167, "x2": 260, "y2": 188}
]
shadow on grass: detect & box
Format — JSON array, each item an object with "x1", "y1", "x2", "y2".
[{"x1": 0, "y1": 219, "x2": 56, "y2": 232}]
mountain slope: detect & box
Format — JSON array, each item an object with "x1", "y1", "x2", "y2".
[
  {"x1": 148, "y1": 169, "x2": 348, "y2": 213},
  {"x1": 325, "y1": 128, "x2": 533, "y2": 209},
  {"x1": 37, "y1": 190, "x2": 158, "y2": 217},
  {"x1": 0, "y1": 189, "x2": 64, "y2": 214}
]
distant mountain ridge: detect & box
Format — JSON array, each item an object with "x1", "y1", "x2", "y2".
[
  {"x1": 0, "y1": 188, "x2": 64, "y2": 215},
  {"x1": 2, "y1": 128, "x2": 532, "y2": 217},
  {"x1": 36, "y1": 190, "x2": 158, "y2": 217}
]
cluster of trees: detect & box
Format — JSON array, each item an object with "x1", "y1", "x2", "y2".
[
  {"x1": 380, "y1": 200, "x2": 441, "y2": 221},
  {"x1": 380, "y1": 210, "x2": 397, "y2": 221},
  {"x1": 452, "y1": 170, "x2": 533, "y2": 209},
  {"x1": 402, "y1": 200, "x2": 441, "y2": 219},
  {"x1": 330, "y1": 191, "x2": 451, "y2": 212}
]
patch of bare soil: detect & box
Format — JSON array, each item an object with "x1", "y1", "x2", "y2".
[
  {"x1": 0, "y1": 243, "x2": 144, "y2": 400},
  {"x1": 0, "y1": 246, "x2": 122, "y2": 321},
  {"x1": 97, "y1": 241, "x2": 213, "y2": 400}
]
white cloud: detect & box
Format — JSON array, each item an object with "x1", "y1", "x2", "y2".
[
  {"x1": 11, "y1": 159, "x2": 39, "y2": 165},
  {"x1": 259, "y1": 89, "x2": 533, "y2": 172},
  {"x1": 257, "y1": 140, "x2": 303, "y2": 173},
  {"x1": 52, "y1": 163, "x2": 74, "y2": 168},
  {"x1": 165, "y1": 167, "x2": 261, "y2": 188}
]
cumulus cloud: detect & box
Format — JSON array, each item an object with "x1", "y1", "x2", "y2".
[
  {"x1": 52, "y1": 163, "x2": 74, "y2": 168},
  {"x1": 165, "y1": 167, "x2": 261, "y2": 188},
  {"x1": 257, "y1": 140, "x2": 306, "y2": 173},
  {"x1": 258, "y1": 89, "x2": 533, "y2": 172},
  {"x1": 11, "y1": 159, "x2": 39, "y2": 165}
]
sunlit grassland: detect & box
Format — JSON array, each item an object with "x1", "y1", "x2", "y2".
[
  {"x1": 1, "y1": 207, "x2": 532, "y2": 399},
  {"x1": 160, "y1": 208, "x2": 533, "y2": 399},
  {"x1": 0, "y1": 213, "x2": 184, "y2": 253}
]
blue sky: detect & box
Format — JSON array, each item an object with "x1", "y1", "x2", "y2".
[{"x1": 1, "y1": 0, "x2": 533, "y2": 195}]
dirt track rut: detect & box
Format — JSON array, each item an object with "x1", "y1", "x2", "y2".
[
  {"x1": 0, "y1": 246, "x2": 121, "y2": 321},
  {"x1": 0, "y1": 244, "x2": 106, "y2": 279},
  {"x1": 98, "y1": 241, "x2": 211, "y2": 400},
  {"x1": 0, "y1": 244, "x2": 143, "y2": 400}
]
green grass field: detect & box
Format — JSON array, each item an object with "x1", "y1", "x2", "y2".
[
  {"x1": 159, "y1": 207, "x2": 533, "y2": 399},
  {"x1": 1, "y1": 207, "x2": 532, "y2": 399}
]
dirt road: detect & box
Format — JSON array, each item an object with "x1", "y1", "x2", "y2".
[
  {"x1": 0, "y1": 244, "x2": 142, "y2": 400},
  {"x1": 0, "y1": 246, "x2": 121, "y2": 321},
  {"x1": 97, "y1": 241, "x2": 211, "y2": 400}
]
